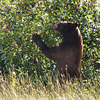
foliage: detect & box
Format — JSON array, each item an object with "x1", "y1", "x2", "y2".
[{"x1": 0, "y1": 0, "x2": 100, "y2": 80}]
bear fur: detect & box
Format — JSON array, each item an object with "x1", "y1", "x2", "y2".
[{"x1": 32, "y1": 21, "x2": 83, "y2": 79}]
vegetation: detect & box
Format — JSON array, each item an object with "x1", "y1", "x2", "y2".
[
  {"x1": 0, "y1": 0, "x2": 100, "y2": 99},
  {"x1": 0, "y1": 73, "x2": 100, "y2": 100}
]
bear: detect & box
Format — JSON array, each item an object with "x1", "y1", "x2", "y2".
[{"x1": 32, "y1": 21, "x2": 83, "y2": 80}]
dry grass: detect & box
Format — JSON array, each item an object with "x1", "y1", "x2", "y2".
[{"x1": 0, "y1": 74, "x2": 100, "y2": 100}]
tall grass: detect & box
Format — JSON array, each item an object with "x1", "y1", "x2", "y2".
[{"x1": 0, "y1": 73, "x2": 100, "y2": 100}]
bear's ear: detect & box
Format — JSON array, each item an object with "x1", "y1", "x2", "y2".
[{"x1": 75, "y1": 22, "x2": 80, "y2": 28}]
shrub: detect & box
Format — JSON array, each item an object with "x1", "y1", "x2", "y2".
[{"x1": 0, "y1": 0, "x2": 100, "y2": 80}]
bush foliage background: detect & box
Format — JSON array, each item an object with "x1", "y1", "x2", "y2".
[{"x1": 0, "y1": 0, "x2": 100, "y2": 81}]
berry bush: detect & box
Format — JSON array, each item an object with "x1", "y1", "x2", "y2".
[{"x1": 0, "y1": 0, "x2": 100, "y2": 80}]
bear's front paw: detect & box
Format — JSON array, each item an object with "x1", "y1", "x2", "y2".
[{"x1": 32, "y1": 34, "x2": 41, "y2": 42}]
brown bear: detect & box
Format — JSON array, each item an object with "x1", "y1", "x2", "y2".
[{"x1": 32, "y1": 21, "x2": 83, "y2": 79}]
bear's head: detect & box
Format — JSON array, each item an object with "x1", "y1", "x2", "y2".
[
  {"x1": 53, "y1": 21, "x2": 80, "y2": 33},
  {"x1": 52, "y1": 21, "x2": 80, "y2": 40}
]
